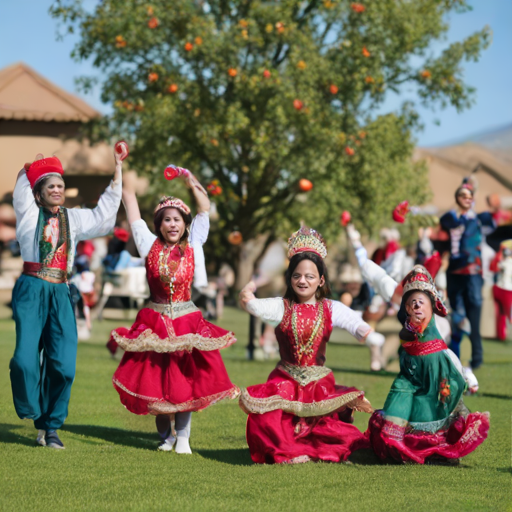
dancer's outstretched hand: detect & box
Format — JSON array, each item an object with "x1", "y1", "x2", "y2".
[
  {"x1": 239, "y1": 281, "x2": 257, "y2": 311},
  {"x1": 184, "y1": 170, "x2": 208, "y2": 197}
]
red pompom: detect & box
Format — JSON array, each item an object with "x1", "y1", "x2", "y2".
[
  {"x1": 392, "y1": 200, "x2": 409, "y2": 223},
  {"x1": 340, "y1": 211, "x2": 351, "y2": 227}
]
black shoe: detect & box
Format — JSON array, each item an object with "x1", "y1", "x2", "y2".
[{"x1": 45, "y1": 430, "x2": 65, "y2": 450}]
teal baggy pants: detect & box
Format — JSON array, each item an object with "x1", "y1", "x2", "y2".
[{"x1": 10, "y1": 274, "x2": 77, "y2": 430}]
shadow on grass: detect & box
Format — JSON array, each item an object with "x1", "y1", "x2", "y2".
[
  {"x1": 196, "y1": 447, "x2": 253, "y2": 466},
  {"x1": 479, "y1": 392, "x2": 512, "y2": 401},
  {"x1": 62, "y1": 424, "x2": 156, "y2": 450},
  {"x1": 348, "y1": 448, "x2": 384, "y2": 466},
  {"x1": 0, "y1": 423, "x2": 39, "y2": 447},
  {"x1": 197, "y1": 447, "x2": 387, "y2": 467}
]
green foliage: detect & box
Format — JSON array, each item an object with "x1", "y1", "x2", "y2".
[{"x1": 50, "y1": 0, "x2": 490, "y2": 258}]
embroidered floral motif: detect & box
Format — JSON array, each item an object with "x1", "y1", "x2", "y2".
[
  {"x1": 439, "y1": 378, "x2": 451, "y2": 404},
  {"x1": 37, "y1": 207, "x2": 71, "y2": 274}
]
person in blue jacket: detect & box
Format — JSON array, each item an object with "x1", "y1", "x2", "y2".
[{"x1": 440, "y1": 177, "x2": 495, "y2": 370}]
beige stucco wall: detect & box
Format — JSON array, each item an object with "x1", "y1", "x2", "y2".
[{"x1": 0, "y1": 134, "x2": 71, "y2": 198}]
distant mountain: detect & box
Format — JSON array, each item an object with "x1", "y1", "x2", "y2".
[
  {"x1": 466, "y1": 123, "x2": 512, "y2": 152},
  {"x1": 437, "y1": 123, "x2": 512, "y2": 160}
]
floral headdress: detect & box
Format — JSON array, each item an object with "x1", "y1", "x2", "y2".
[
  {"x1": 287, "y1": 226, "x2": 327, "y2": 260},
  {"x1": 401, "y1": 265, "x2": 447, "y2": 317},
  {"x1": 154, "y1": 196, "x2": 191, "y2": 216}
]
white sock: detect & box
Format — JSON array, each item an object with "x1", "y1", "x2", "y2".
[
  {"x1": 158, "y1": 433, "x2": 176, "y2": 452},
  {"x1": 175, "y1": 436, "x2": 192, "y2": 454}
]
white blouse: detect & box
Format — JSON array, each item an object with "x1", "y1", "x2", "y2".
[
  {"x1": 246, "y1": 298, "x2": 372, "y2": 342},
  {"x1": 13, "y1": 171, "x2": 122, "y2": 269},
  {"x1": 361, "y1": 259, "x2": 398, "y2": 302},
  {"x1": 130, "y1": 212, "x2": 209, "y2": 289}
]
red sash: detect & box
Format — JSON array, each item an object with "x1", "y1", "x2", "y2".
[
  {"x1": 401, "y1": 338, "x2": 448, "y2": 356},
  {"x1": 23, "y1": 262, "x2": 67, "y2": 284}
]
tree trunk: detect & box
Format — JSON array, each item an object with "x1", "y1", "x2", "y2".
[{"x1": 235, "y1": 233, "x2": 272, "y2": 290}]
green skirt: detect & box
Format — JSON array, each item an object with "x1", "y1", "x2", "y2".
[{"x1": 383, "y1": 347, "x2": 466, "y2": 429}]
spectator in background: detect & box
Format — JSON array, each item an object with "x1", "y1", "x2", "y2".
[
  {"x1": 103, "y1": 227, "x2": 143, "y2": 272},
  {"x1": 490, "y1": 240, "x2": 512, "y2": 341}
]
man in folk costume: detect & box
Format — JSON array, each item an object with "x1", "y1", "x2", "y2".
[
  {"x1": 440, "y1": 177, "x2": 496, "y2": 369},
  {"x1": 10, "y1": 152, "x2": 123, "y2": 449}
]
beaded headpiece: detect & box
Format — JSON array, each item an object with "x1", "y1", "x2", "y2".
[
  {"x1": 27, "y1": 156, "x2": 65, "y2": 189},
  {"x1": 287, "y1": 226, "x2": 327, "y2": 260},
  {"x1": 401, "y1": 265, "x2": 447, "y2": 317},
  {"x1": 154, "y1": 196, "x2": 191, "y2": 215}
]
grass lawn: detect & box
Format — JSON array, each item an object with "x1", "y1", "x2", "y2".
[{"x1": 0, "y1": 306, "x2": 511, "y2": 512}]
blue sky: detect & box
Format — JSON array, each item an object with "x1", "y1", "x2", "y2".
[{"x1": 1, "y1": 0, "x2": 510, "y2": 147}]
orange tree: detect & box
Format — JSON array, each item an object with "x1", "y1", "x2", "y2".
[{"x1": 51, "y1": 0, "x2": 490, "y2": 275}]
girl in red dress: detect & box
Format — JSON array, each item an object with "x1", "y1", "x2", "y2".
[
  {"x1": 110, "y1": 168, "x2": 239, "y2": 453},
  {"x1": 238, "y1": 227, "x2": 373, "y2": 464}
]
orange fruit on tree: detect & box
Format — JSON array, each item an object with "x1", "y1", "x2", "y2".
[
  {"x1": 148, "y1": 17, "x2": 159, "y2": 29},
  {"x1": 228, "y1": 231, "x2": 243, "y2": 245},
  {"x1": 299, "y1": 179, "x2": 313, "y2": 192}
]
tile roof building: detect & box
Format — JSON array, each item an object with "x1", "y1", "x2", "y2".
[{"x1": 0, "y1": 62, "x2": 116, "y2": 206}]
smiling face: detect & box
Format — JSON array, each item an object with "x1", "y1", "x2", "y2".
[
  {"x1": 405, "y1": 291, "x2": 433, "y2": 326},
  {"x1": 456, "y1": 188, "x2": 473, "y2": 211},
  {"x1": 291, "y1": 258, "x2": 325, "y2": 304},
  {"x1": 37, "y1": 176, "x2": 65, "y2": 208},
  {"x1": 159, "y1": 208, "x2": 186, "y2": 244}
]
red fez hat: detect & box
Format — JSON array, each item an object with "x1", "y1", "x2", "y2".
[{"x1": 27, "y1": 157, "x2": 65, "y2": 189}]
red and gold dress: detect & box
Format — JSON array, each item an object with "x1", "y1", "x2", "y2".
[
  {"x1": 240, "y1": 298, "x2": 373, "y2": 464},
  {"x1": 110, "y1": 218, "x2": 239, "y2": 416}
]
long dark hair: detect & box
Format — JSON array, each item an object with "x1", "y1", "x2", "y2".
[
  {"x1": 32, "y1": 175, "x2": 65, "y2": 208},
  {"x1": 284, "y1": 252, "x2": 331, "y2": 302},
  {"x1": 153, "y1": 207, "x2": 192, "y2": 246}
]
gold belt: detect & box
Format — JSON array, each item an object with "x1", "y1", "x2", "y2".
[
  {"x1": 277, "y1": 362, "x2": 332, "y2": 386},
  {"x1": 23, "y1": 262, "x2": 67, "y2": 284},
  {"x1": 148, "y1": 300, "x2": 199, "y2": 320}
]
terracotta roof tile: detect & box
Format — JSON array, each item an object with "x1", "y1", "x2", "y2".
[{"x1": 0, "y1": 62, "x2": 100, "y2": 122}]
